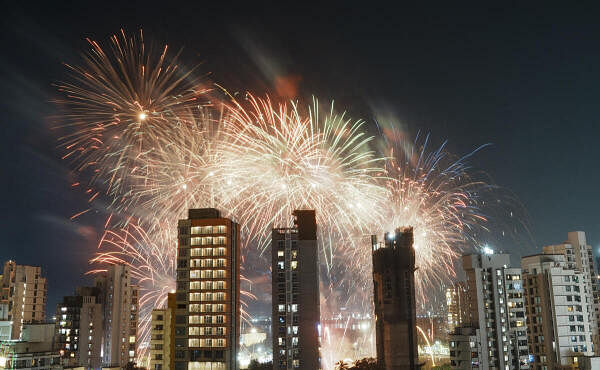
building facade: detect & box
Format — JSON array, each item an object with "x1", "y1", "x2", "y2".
[
  {"x1": 461, "y1": 252, "x2": 529, "y2": 369},
  {"x1": 0, "y1": 323, "x2": 61, "y2": 370},
  {"x1": 176, "y1": 208, "x2": 240, "y2": 370},
  {"x1": 522, "y1": 253, "x2": 594, "y2": 368},
  {"x1": 0, "y1": 262, "x2": 47, "y2": 340},
  {"x1": 446, "y1": 282, "x2": 471, "y2": 333},
  {"x1": 449, "y1": 326, "x2": 482, "y2": 369},
  {"x1": 150, "y1": 293, "x2": 175, "y2": 370},
  {"x1": 544, "y1": 231, "x2": 598, "y2": 355},
  {"x1": 371, "y1": 227, "x2": 419, "y2": 370},
  {"x1": 56, "y1": 286, "x2": 103, "y2": 369},
  {"x1": 95, "y1": 265, "x2": 139, "y2": 367},
  {"x1": 272, "y1": 210, "x2": 320, "y2": 370}
]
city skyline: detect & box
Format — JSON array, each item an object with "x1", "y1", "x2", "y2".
[{"x1": 2, "y1": 3, "x2": 600, "y2": 370}]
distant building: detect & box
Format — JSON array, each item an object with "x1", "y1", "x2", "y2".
[
  {"x1": 272, "y1": 210, "x2": 320, "y2": 370},
  {"x1": 55, "y1": 286, "x2": 103, "y2": 368},
  {"x1": 446, "y1": 282, "x2": 470, "y2": 333},
  {"x1": 544, "y1": 231, "x2": 599, "y2": 354},
  {"x1": 150, "y1": 293, "x2": 176, "y2": 370},
  {"x1": 0, "y1": 261, "x2": 48, "y2": 339},
  {"x1": 0, "y1": 323, "x2": 60, "y2": 370},
  {"x1": 176, "y1": 208, "x2": 241, "y2": 370},
  {"x1": 522, "y1": 253, "x2": 594, "y2": 368},
  {"x1": 448, "y1": 326, "x2": 482, "y2": 369},
  {"x1": 459, "y1": 251, "x2": 529, "y2": 369},
  {"x1": 95, "y1": 265, "x2": 139, "y2": 367},
  {"x1": 576, "y1": 355, "x2": 600, "y2": 369},
  {"x1": 371, "y1": 227, "x2": 419, "y2": 370}
]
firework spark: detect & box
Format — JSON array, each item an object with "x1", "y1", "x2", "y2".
[{"x1": 57, "y1": 30, "x2": 529, "y2": 368}]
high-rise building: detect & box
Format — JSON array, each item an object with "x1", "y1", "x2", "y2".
[
  {"x1": 95, "y1": 265, "x2": 139, "y2": 367},
  {"x1": 150, "y1": 293, "x2": 176, "y2": 370},
  {"x1": 371, "y1": 227, "x2": 419, "y2": 370},
  {"x1": 446, "y1": 282, "x2": 471, "y2": 333},
  {"x1": 176, "y1": 208, "x2": 240, "y2": 370},
  {"x1": 0, "y1": 261, "x2": 48, "y2": 339},
  {"x1": 56, "y1": 286, "x2": 103, "y2": 368},
  {"x1": 544, "y1": 231, "x2": 599, "y2": 353},
  {"x1": 272, "y1": 210, "x2": 320, "y2": 370},
  {"x1": 449, "y1": 326, "x2": 482, "y2": 369},
  {"x1": 522, "y1": 253, "x2": 594, "y2": 368},
  {"x1": 459, "y1": 251, "x2": 529, "y2": 369}
]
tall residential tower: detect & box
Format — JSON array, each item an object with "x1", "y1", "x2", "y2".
[
  {"x1": 272, "y1": 210, "x2": 320, "y2": 369},
  {"x1": 176, "y1": 208, "x2": 240, "y2": 370},
  {"x1": 95, "y1": 265, "x2": 139, "y2": 367},
  {"x1": 451, "y1": 251, "x2": 529, "y2": 369},
  {"x1": 371, "y1": 227, "x2": 419, "y2": 370},
  {"x1": 0, "y1": 261, "x2": 47, "y2": 339}
]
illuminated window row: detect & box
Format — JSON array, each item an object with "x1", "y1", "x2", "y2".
[
  {"x1": 190, "y1": 225, "x2": 227, "y2": 235},
  {"x1": 277, "y1": 261, "x2": 298, "y2": 270},
  {"x1": 187, "y1": 304, "x2": 227, "y2": 313},
  {"x1": 277, "y1": 337, "x2": 299, "y2": 346},
  {"x1": 189, "y1": 315, "x2": 227, "y2": 324},
  {"x1": 188, "y1": 338, "x2": 226, "y2": 347},
  {"x1": 190, "y1": 259, "x2": 227, "y2": 268},
  {"x1": 189, "y1": 293, "x2": 227, "y2": 302},
  {"x1": 189, "y1": 326, "x2": 227, "y2": 336},
  {"x1": 190, "y1": 236, "x2": 227, "y2": 246},
  {"x1": 189, "y1": 281, "x2": 227, "y2": 290},
  {"x1": 277, "y1": 304, "x2": 298, "y2": 313},
  {"x1": 190, "y1": 270, "x2": 227, "y2": 279},
  {"x1": 191, "y1": 248, "x2": 227, "y2": 257}
]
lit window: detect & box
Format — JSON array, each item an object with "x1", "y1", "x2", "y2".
[
  {"x1": 189, "y1": 339, "x2": 199, "y2": 347},
  {"x1": 214, "y1": 236, "x2": 226, "y2": 245},
  {"x1": 129, "y1": 336, "x2": 135, "y2": 343},
  {"x1": 291, "y1": 261, "x2": 298, "y2": 270},
  {"x1": 278, "y1": 251, "x2": 284, "y2": 258},
  {"x1": 278, "y1": 304, "x2": 285, "y2": 312},
  {"x1": 191, "y1": 237, "x2": 202, "y2": 246}
]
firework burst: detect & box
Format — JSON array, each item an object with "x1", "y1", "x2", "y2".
[
  {"x1": 55, "y1": 29, "x2": 210, "y2": 199},
  {"x1": 56, "y1": 30, "x2": 530, "y2": 369}
]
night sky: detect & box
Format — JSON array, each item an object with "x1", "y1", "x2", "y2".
[{"x1": 1, "y1": 3, "x2": 599, "y2": 316}]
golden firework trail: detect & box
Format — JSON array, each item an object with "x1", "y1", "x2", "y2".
[{"x1": 56, "y1": 30, "x2": 529, "y2": 368}]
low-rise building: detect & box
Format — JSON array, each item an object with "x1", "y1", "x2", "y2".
[{"x1": 0, "y1": 323, "x2": 60, "y2": 370}]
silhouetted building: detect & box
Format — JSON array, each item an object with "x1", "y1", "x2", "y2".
[
  {"x1": 272, "y1": 210, "x2": 320, "y2": 369},
  {"x1": 371, "y1": 227, "x2": 419, "y2": 370},
  {"x1": 176, "y1": 208, "x2": 240, "y2": 370}
]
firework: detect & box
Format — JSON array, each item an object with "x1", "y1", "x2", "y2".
[
  {"x1": 55, "y1": 29, "x2": 210, "y2": 199},
  {"x1": 58, "y1": 30, "x2": 529, "y2": 369}
]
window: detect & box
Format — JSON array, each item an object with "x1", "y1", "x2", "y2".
[
  {"x1": 278, "y1": 251, "x2": 284, "y2": 258},
  {"x1": 214, "y1": 236, "x2": 226, "y2": 245},
  {"x1": 216, "y1": 225, "x2": 226, "y2": 234},
  {"x1": 189, "y1": 339, "x2": 200, "y2": 347},
  {"x1": 291, "y1": 261, "x2": 298, "y2": 270},
  {"x1": 191, "y1": 237, "x2": 202, "y2": 246}
]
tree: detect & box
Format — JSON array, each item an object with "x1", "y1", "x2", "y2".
[
  {"x1": 248, "y1": 359, "x2": 273, "y2": 369},
  {"x1": 352, "y1": 357, "x2": 382, "y2": 369},
  {"x1": 335, "y1": 360, "x2": 350, "y2": 370}
]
